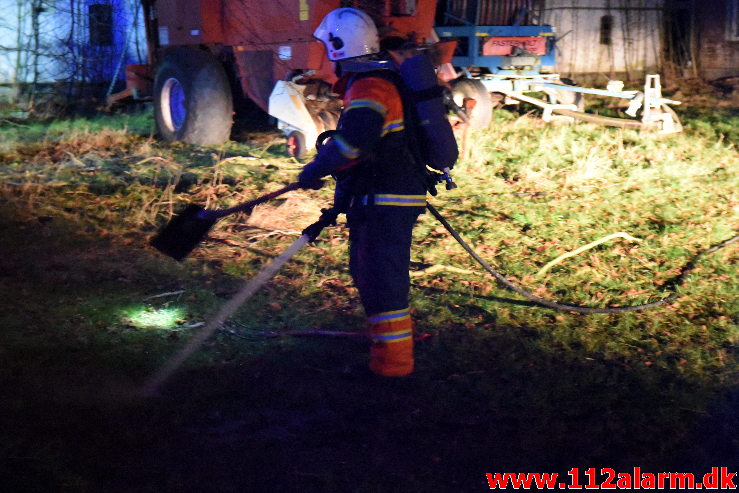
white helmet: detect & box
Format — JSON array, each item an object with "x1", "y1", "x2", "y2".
[{"x1": 313, "y1": 8, "x2": 380, "y2": 61}]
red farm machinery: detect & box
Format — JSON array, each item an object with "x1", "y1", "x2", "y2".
[{"x1": 116, "y1": 0, "x2": 444, "y2": 157}]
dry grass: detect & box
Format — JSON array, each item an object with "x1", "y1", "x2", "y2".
[
  {"x1": 246, "y1": 195, "x2": 324, "y2": 232},
  {"x1": 0, "y1": 102, "x2": 736, "y2": 491}
]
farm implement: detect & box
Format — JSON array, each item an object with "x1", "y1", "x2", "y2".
[{"x1": 436, "y1": 12, "x2": 682, "y2": 133}]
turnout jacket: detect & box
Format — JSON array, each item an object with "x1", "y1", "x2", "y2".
[{"x1": 299, "y1": 68, "x2": 427, "y2": 211}]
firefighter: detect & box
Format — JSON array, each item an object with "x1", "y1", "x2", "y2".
[{"x1": 298, "y1": 8, "x2": 427, "y2": 377}]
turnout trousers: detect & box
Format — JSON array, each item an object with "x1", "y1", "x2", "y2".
[{"x1": 349, "y1": 202, "x2": 423, "y2": 376}]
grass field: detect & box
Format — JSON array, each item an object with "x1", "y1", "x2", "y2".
[{"x1": 0, "y1": 98, "x2": 737, "y2": 491}]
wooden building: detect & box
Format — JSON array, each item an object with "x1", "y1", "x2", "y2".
[
  {"x1": 438, "y1": 0, "x2": 739, "y2": 83},
  {"x1": 694, "y1": 0, "x2": 739, "y2": 81}
]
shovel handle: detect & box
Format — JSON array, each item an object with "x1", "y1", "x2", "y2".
[{"x1": 202, "y1": 182, "x2": 301, "y2": 219}]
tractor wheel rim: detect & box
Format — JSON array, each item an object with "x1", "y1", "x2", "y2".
[
  {"x1": 161, "y1": 78, "x2": 186, "y2": 132},
  {"x1": 287, "y1": 136, "x2": 298, "y2": 156}
]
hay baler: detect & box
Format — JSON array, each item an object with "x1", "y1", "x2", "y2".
[{"x1": 119, "y1": 0, "x2": 440, "y2": 156}]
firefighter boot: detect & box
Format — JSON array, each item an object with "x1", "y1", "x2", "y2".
[{"x1": 368, "y1": 310, "x2": 414, "y2": 377}]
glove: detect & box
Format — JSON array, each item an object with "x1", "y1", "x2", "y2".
[
  {"x1": 318, "y1": 207, "x2": 340, "y2": 226},
  {"x1": 300, "y1": 178, "x2": 325, "y2": 190},
  {"x1": 424, "y1": 169, "x2": 439, "y2": 196},
  {"x1": 298, "y1": 162, "x2": 325, "y2": 190},
  {"x1": 302, "y1": 208, "x2": 341, "y2": 242}
]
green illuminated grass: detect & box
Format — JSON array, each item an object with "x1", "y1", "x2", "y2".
[
  {"x1": 0, "y1": 101, "x2": 736, "y2": 491},
  {"x1": 121, "y1": 305, "x2": 187, "y2": 330}
]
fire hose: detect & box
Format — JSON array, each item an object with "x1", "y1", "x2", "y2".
[
  {"x1": 143, "y1": 170, "x2": 735, "y2": 393},
  {"x1": 427, "y1": 199, "x2": 738, "y2": 315}
]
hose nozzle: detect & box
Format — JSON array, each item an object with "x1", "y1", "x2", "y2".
[{"x1": 441, "y1": 167, "x2": 458, "y2": 190}]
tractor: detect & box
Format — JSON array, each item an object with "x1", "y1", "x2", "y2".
[{"x1": 115, "y1": 0, "x2": 445, "y2": 158}]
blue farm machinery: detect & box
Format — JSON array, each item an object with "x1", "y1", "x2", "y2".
[{"x1": 435, "y1": 0, "x2": 682, "y2": 133}]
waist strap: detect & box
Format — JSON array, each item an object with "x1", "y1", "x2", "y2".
[{"x1": 361, "y1": 194, "x2": 426, "y2": 207}]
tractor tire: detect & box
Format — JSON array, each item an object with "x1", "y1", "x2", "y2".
[
  {"x1": 450, "y1": 78, "x2": 493, "y2": 129},
  {"x1": 287, "y1": 131, "x2": 307, "y2": 160},
  {"x1": 153, "y1": 48, "x2": 233, "y2": 145}
]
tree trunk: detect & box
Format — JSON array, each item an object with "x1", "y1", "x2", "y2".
[
  {"x1": 28, "y1": 0, "x2": 42, "y2": 109},
  {"x1": 12, "y1": 0, "x2": 25, "y2": 104}
]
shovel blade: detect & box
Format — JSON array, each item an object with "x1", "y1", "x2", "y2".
[{"x1": 150, "y1": 204, "x2": 217, "y2": 261}]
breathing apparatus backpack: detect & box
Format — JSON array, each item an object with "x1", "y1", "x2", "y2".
[
  {"x1": 397, "y1": 53, "x2": 459, "y2": 176},
  {"x1": 338, "y1": 52, "x2": 459, "y2": 194}
]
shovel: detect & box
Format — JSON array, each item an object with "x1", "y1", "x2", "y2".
[
  {"x1": 150, "y1": 182, "x2": 301, "y2": 261},
  {"x1": 140, "y1": 210, "x2": 337, "y2": 396}
]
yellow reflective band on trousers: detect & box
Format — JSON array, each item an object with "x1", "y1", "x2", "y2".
[
  {"x1": 361, "y1": 194, "x2": 426, "y2": 207},
  {"x1": 372, "y1": 329, "x2": 412, "y2": 343},
  {"x1": 368, "y1": 308, "x2": 410, "y2": 324},
  {"x1": 368, "y1": 312, "x2": 414, "y2": 377}
]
